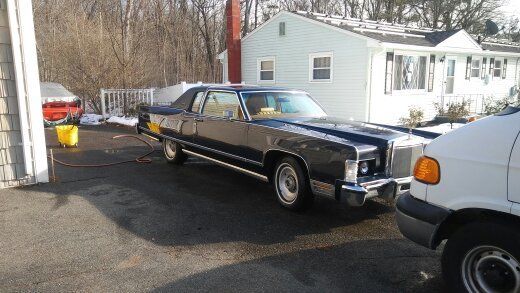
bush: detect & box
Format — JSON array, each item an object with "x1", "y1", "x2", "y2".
[
  {"x1": 484, "y1": 96, "x2": 517, "y2": 116},
  {"x1": 399, "y1": 106, "x2": 424, "y2": 132},
  {"x1": 434, "y1": 100, "x2": 470, "y2": 128}
]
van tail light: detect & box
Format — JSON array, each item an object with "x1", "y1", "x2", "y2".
[{"x1": 413, "y1": 156, "x2": 440, "y2": 185}]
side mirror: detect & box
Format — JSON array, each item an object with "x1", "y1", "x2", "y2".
[{"x1": 223, "y1": 109, "x2": 235, "y2": 119}]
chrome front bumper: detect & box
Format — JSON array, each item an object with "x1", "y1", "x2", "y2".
[{"x1": 339, "y1": 176, "x2": 413, "y2": 206}]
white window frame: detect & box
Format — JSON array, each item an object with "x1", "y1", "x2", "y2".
[
  {"x1": 391, "y1": 51, "x2": 430, "y2": 93},
  {"x1": 309, "y1": 52, "x2": 333, "y2": 83},
  {"x1": 257, "y1": 56, "x2": 276, "y2": 83},
  {"x1": 470, "y1": 56, "x2": 482, "y2": 79},
  {"x1": 493, "y1": 57, "x2": 503, "y2": 79}
]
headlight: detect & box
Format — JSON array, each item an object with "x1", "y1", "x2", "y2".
[
  {"x1": 359, "y1": 161, "x2": 370, "y2": 175},
  {"x1": 344, "y1": 160, "x2": 358, "y2": 183}
]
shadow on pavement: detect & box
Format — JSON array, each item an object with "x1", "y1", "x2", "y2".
[
  {"x1": 34, "y1": 125, "x2": 397, "y2": 247},
  {"x1": 152, "y1": 239, "x2": 445, "y2": 292}
]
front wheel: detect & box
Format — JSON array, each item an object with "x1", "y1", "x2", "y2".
[
  {"x1": 163, "y1": 139, "x2": 187, "y2": 165},
  {"x1": 442, "y1": 221, "x2": 520, "y2": 293},
  {"x1": 273, "y1": 157, "x2": 314, "y2": 211}
]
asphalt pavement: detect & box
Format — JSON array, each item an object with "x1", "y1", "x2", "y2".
[{"x1": 0, "y1": 125, "x2": 445, "y2": 292}]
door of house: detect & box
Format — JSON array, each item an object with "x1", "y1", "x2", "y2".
[{"x1": 444, "y1": 57, "x2": 456, "y2": 94}]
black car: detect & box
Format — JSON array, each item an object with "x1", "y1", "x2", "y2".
[{"x1": 137, "y1": 85, "x2": 436, "y2": 211}]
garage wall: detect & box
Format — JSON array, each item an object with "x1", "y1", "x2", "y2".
[{"x1": 0, "y1": 0, "x2": 48, "y2": 188}]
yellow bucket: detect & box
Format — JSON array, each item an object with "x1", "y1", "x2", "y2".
[{"x1": 56, "y1": 125, "x2": 79, "y2": 147}]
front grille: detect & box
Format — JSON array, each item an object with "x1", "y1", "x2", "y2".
[{"x1": 391, "y1": 143, "x2": 423, "y2": 178}]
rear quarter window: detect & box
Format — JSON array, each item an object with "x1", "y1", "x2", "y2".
[{"x1": 190, "y1": 92, "x2": 205, "y2": 113}]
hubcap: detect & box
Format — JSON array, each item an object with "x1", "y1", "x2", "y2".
[
  {"x1": 277, "y1": 164, "x2": 299, "y2": 204},
  {"x1": 164, "y1": 140, "x2": 177, "y2": 159},
  {"x1": 462, "y1": 246, "x2": 520, "y2": 293}
]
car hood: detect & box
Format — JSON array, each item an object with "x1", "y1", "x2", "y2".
[{"x1": 265, "y1": 116, "x2": 410, "y2": 146}]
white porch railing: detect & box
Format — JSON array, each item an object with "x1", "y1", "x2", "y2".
[
  {"x1": 439, "y1": 94, "x2": 486, "y2": 115},
  {"x1": 100, "y1": 88, "x2": 154, "y2": 117}
]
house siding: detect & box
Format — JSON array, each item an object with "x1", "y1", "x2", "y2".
[
  {"x1": 369, "y1": 50, "x2": 520, "y2": 125},
  {"x1": 240, "y1": 13, "x2": 370, "y2": 121},
  {"x1": 0, "y1": 0, "x2": 48, "y2": 188}
]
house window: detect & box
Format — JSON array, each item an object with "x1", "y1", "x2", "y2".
[
  {"x1": 257, "y1": 57, "x2": 275, "y2": 82},
  {"x1": 279, "y1": 22, "x2": 286, "y2": 36},
  {"x1": 471, "y1": 58, "x2": 481, "y2": 78},
  {"x1": 493, "y1": 59, "x2": 502, "y2": 78},
  {"x1": 309, "y1": 52, "x2": 333, "y2": 82},
  {"x1": 393, "y1": 54, "x2": 427, "y2": 90}
]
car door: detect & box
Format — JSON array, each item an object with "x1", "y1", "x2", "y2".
[
  {"x1": 193, "y1": 90, "x2": 249, "y2": 162},
  {"x1": 508, "y1": 131, "x2": 520, "y2": 203}
]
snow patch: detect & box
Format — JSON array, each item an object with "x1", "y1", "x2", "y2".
[
  {"x1": 418, "y1": 123, "x2": 465, "y2": 134},
  {"x1": 106, "y1": 116, "x2": 138, "y2": 127},
  {"x1": 80, "y1": 114, "x2": 104, "y2": 125}
]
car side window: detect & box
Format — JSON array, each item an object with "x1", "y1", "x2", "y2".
[
  {"x1": 190, "y1": 92, "x2": 204, "y2": 113},
  {"x1": 201, "y1": 91, "x2": 243, "y2": 119}
]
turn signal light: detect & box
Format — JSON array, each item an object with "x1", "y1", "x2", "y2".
[{"x1": 413, "y1": 156, "x2": 440, "y2": 185}]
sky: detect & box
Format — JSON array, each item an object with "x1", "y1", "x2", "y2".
[{"x1": 501, "y1": 0, "x2": 520, "y2": 18}]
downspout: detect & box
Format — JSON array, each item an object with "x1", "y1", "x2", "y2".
[{"x1": 365, "y1": 43, "x2": 384, "y2": 123}]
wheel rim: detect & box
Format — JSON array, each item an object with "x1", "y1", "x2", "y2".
[
  {"x1": 276, "y1": 163, "x2": 299, "y2": 204},
  {"x1": 164, "y1": 140, "x2": 177, "y2": 159},
  {"x1": 462, "y1": 245, "x2": 520, "y2": 293}
]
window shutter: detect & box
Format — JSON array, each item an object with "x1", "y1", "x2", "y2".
[
  {"x1": 489, "y1": 58, "x2": 495, "y2": 75},
  {"x1": 465, "y1": 56, "x2": 472, "y2": 80},
  {"x1": 481, "y1": 57, "x2": 487, "y2": 79},
  {"x1": 503, "y1": 59, "x2": 507, "y2": 79},
  {"x1": 428, "y1": 55, "x2": 435, "y2": 92},
  {"x1": 384, "y1": 52, "x2": 394, "y2": 94}
]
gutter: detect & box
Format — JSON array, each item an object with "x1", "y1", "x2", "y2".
[{"x1": 382, "y1": 42, "x2": 520, "y2": 58}]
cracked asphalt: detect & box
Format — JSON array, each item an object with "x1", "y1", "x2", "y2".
[{"x1": 0, "y1": 125, "x2": 445, "y2": 292}]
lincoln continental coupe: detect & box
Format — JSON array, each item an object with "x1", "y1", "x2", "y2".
[{"x1": 137, "y1": 85, "x2": 437, "y2": 211}]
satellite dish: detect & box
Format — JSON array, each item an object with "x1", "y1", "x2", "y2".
[{"x1": 485, "y1": 19, "x2": 499, "y2": 35}]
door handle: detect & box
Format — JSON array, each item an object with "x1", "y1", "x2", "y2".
[{"x1": 194, "y1": 117, "x2": 204, "y2": 122}]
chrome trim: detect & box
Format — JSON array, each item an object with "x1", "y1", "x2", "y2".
[
  {"x1": 263, "y1": 149, "x2": 313, "y2": 187},
  {"x1": 359, "y1": 176, "x2": 412, "y2": 191},
  {"x1": 182, "y1": 149, "x2": 269, "y2": 182},
  {"x1": 141, "y1": 132, "x2": 160, "y2": 141},
  {"x1": 139, "y1": 127, "x2": 263, "y2": 167},
  {"x1": 341, "y1": 176, "x2": 413, "y2": 206}
]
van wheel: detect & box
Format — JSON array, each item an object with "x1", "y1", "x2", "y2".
[
  {"x1": 163, "y1": 139, "x2": 187, "y2": 165},
  {"x1": 273, "y1": 157, "x2": 314, "y2": 211},
  {"x1": 442, "y1": 221, "x2": 520, "y2": 293}
]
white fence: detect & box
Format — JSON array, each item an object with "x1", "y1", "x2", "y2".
[{"x1": 100, "y1": 88, "x2": 154, "y2": 117}]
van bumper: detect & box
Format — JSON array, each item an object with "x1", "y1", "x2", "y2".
[{"x1": 395, "y1": 192, "x2": 451, "y2": 249}]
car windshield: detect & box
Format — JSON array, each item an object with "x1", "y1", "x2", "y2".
[{"x1": 241, "y1": 92, "x2": 327, "y2": 119}]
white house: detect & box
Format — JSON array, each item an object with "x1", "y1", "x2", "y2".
[
  {"x1": 219, "y1": 11, "x2": 520, "y2": 124},
  {"x1": 0, "y1": 0, "x2": 48, "y2": 188}
]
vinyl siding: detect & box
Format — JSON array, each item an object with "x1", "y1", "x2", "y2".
[
  {"x1": 241, "y1": 13, "x2": 370, "y2": 121},
  {"x1": 0, "y1": 0, "x2": 35, "y2": 188},
  {"x1": 369, "y1": 50, "x2": 520, "y2": 125}
]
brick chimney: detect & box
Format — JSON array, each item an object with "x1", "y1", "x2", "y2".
[{"x1": 226, "y1": 0, "x2": 241, "y2": 83}]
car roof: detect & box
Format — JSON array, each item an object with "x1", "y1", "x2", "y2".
[{"x1": 192, "y1": 85, "x2": 306, "y2": 93}]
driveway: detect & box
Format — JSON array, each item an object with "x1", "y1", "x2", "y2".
[{"x1": 0, "y1": 125, "x2": 444, "y2": 292}]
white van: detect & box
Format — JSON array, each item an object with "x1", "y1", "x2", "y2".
[{"x1": 396, "y1": 106, "x2": 520, "y2": 292}]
